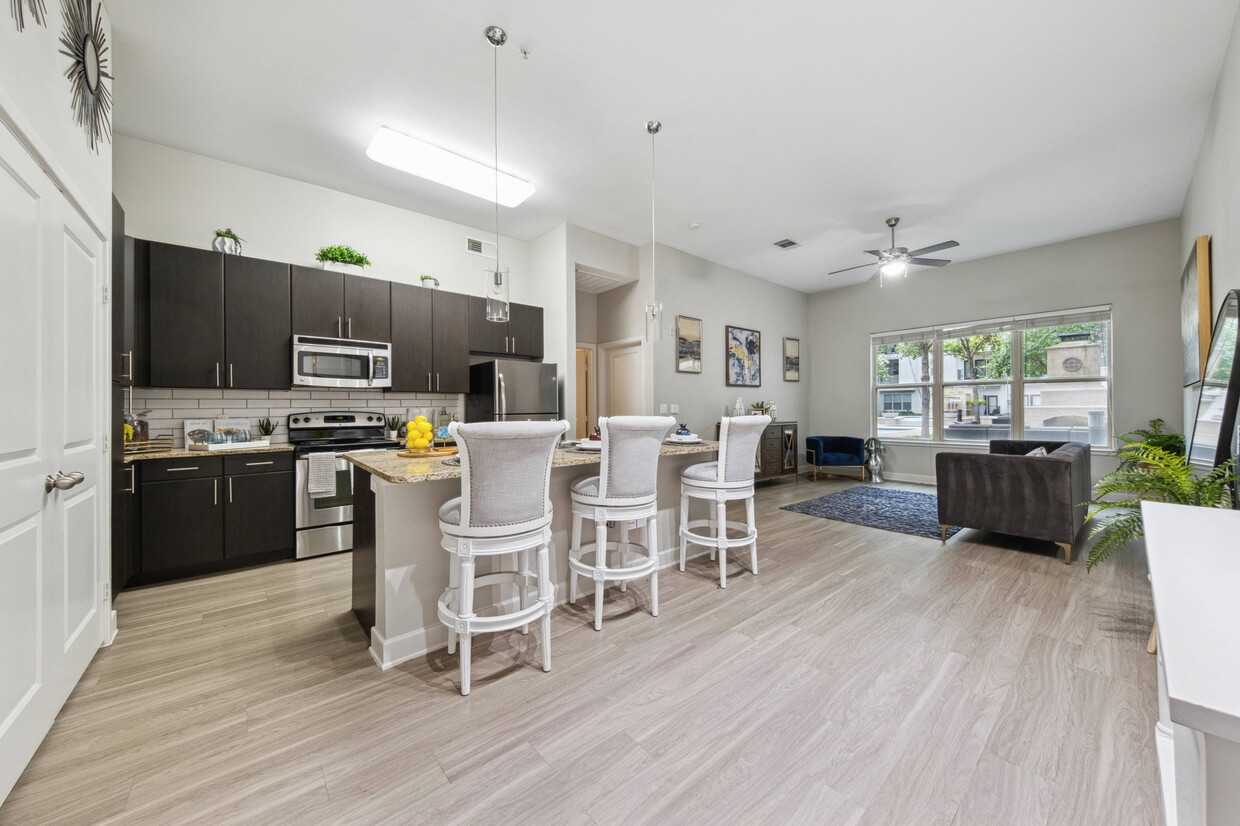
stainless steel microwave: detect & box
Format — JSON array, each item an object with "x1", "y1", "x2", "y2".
[{"x1": 292, "y1": 335, "x2": 392, "y2": 389}]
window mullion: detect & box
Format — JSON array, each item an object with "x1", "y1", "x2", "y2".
[
  {"x1": 1011, "y1": 330, "x2": 1024, "y2": 438},
  {"x1": 933, "y1": 338, "x2": 944, "y2": 441}
]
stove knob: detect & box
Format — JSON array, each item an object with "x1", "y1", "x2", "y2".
[
  {"x1": 291, "y1": 417, "x2": 300, "y2": 424},
  {"x1": 367, "y1": 415, "x2": 374, "y2": 422}
]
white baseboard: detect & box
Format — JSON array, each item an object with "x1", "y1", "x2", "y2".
[
  {"x1": 881, "y1": 472, "x2": 937, "y2": 486},
  {"x1": 103, "y1": 609, "x2": 118, "y2": 646}
]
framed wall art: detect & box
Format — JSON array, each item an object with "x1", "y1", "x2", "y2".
[
  {"x1": 783, "y1": 337, "x2": 800, "y2": 381},
  {"x1": 726, "y1": 325, "x2": 761, "y2": 387},
  {"x1": 1181, "y1": 235, "x2": 1212, "y2": 387},
  {"x1": 676, "y1": 315, "x2": 702, "y2": 373}
]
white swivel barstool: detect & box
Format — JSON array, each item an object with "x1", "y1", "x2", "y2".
[
  {"x1": 437, "y1": 419, "x2": 569, "y2": 695},
  {"x1": 568, "y1": 415, "x2": 675, "y2": 630},
  {"x1": 678, "y1": 415, "x2": 771, "y2": 588}
]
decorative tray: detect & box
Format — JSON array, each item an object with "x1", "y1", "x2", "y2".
[
  {"x1": 397, "y1": 447, "x2": 459, "y2": 458},
  {"x1": 187, "y1": 439, "x2": 272, "y2": 452}
]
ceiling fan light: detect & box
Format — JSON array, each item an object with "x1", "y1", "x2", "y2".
[{"x1": 880, "y1": 259, "x2": 906, "y2": 277}]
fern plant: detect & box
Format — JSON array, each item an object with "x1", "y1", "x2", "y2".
[
  {"x1": 1116, "y1": 417, "x2": 1184, "y2": 469},
  {"x1": 1085, "y1": 442, "x2": 1235, "y2": 570}
]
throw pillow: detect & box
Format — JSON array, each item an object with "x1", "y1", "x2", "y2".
[{"x1": 1025, "y1": 446, "x2": 1048, "y2": 457}]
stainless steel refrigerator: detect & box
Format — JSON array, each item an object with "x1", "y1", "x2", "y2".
[{"x1": 466, "y1": 360, "x2": 560, "y2": 422}]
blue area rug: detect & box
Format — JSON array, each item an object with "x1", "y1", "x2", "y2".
[{"x1": 781, "y1": 486, "x2": 961, "y2": 540}]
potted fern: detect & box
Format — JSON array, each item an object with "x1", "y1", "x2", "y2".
[
  {"x1": 1084, "y1": 442, "x2": 1236, "y2": 570},
  {"x1": 315, "y1": 245, "x2": 371, "y2": 275},
  {"x1": 1116, "y1": 417, "x2": 1185, "y2": 468}
]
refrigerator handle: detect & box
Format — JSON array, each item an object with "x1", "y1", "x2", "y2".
[{"x1": 498, "y1": 373, "x2": 507, "y2": 417}]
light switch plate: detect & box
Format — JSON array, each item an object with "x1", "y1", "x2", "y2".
[
  {"x1": 670, "y1": 404, "x2": 680, "y2": 413},
  {"x1": 659, "y1": 404, "x2": 668, "y2": 414}
]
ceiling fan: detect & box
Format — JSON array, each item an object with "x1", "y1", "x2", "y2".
[{"x1": 829, "y1": 217, "x2": 959, "y2": 284}]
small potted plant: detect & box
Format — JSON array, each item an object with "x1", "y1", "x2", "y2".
[
  {"x1": 420, "y1": 275, "x2": 440, "y2": 289},
  {"x1": 315, "y1": 245, "x2": 371, "y2": 275},
  {"x1": 255, "y1": 418, "x2": 275, "y2": 440},
  {"x1": 212, "y1": 228, "x2": 244, "y2": 255},
  {"x1": 384, "y1": 414, "x2": 401, "y2": 442}
]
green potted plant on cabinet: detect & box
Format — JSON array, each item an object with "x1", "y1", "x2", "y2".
[
  {"x1": 255, "y1": 418, "x2": 276, "y2": 439},
  {"x1": 315, "y1": 245, "x2": 371, "y2": 275},
  {"x1": 212, "y1": 228, "x2": 244, "y2": 255}
]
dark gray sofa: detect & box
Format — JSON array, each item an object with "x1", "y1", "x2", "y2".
[{"x1": 935, "y1": 440, "x2": 1091, "y2": 564}]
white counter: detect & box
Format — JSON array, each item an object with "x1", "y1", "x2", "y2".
[{"x1": 1143, "y1": 501, "x2": 1240, "y2": 826}]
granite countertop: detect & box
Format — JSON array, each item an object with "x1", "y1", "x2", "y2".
[
  {"x1": 123, "y1": 444, "x2": 295, "y2": 463},
  {"x1": 346, "y1": 441, "x2": 720, "y2": 484}
]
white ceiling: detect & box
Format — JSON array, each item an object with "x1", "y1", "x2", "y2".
[{"x1": 107, "y1": 0, "x2": 1240, "y2": 293}]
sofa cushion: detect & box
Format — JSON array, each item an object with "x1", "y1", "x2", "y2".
[{"x1": 1025, "y1": 446, "x2": 1048, "y2": 457}]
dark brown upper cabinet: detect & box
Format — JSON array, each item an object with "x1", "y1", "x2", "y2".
[
  {"x1": 468, "y1": 296, "x2": 543, "y2": 359},
  {"x1": 391, "y1": 285, "x2": 470, "y2": 393},
  {"x1": 224, "y1": 256, "x2": 290, "y2": 389},
  {"x1": 509, "y1": 303, "x2": 544, "y2": 359},
  {"x1": 148, "y1": 241, "x2": 225, "y2": 388},
  {"x1": 291, "y1": 266, "x2": 390, "y2": 342}
]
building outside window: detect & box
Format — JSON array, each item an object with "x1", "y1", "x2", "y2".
[{"x1": 871, "y1": 307, "x2": 1112, "y2": 446}]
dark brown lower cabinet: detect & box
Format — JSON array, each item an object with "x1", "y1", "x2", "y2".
[
  {"x1": 224, "y1": 471, "x2": 295, "y2": 559},
  {"x1": 134, "y1": 454, "x2": 296, "y2": 582},
  {"x1": 140, "y1": 477, "x2": 223, "y2": 572}
]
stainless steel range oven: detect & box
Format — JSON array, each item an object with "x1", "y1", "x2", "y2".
[{"x1": 290, "y1": 411, "x2": 400, "y2": 558}]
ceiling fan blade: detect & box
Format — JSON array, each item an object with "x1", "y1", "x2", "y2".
[
  {"x1": 906, "y1": 240, "x2": 959, "y2": 257},
  {"x1": 829, "y1": 262, "x2": 878, "y2": 275},
  {"x1": 863, "y1": 249, "x2": 883, "y2": 257},
  {"x1": 907, "y1": 257, "x2": 951, "y2": 267},
  {"x1": 867, "y1": 269, "x2": 882, "y2": 282}
]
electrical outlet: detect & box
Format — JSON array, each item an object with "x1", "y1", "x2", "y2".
[
  {"x1": 670, "y1": 404, "x2": 680, "y2": 414},
  {"x1": 659, "y1": 403, "x2": 668, "y2": 414}
]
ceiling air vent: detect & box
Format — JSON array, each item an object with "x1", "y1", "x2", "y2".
[
  {"x1": 465, "y1": 236, "x2": 497, "y2": 258},
  {"x1": 773, "y1": 239, "x2": 799, "y2": 249}
]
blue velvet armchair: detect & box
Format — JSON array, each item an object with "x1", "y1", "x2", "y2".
[{"x1": 805, "y1": 436, "x2": 866, "y2": 482}]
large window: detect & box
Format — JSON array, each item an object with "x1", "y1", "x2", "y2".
[{"x1": 871, "y1": 307, "x2": 1112, "y2": 446}]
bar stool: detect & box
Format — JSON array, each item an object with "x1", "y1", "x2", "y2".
[
  {"x1": 678, "y1": 415, "x2": 771, "y2": 588},
  {"x1": 568, "y1": 415, "x2": 675, "y2": 630},
  {"x1": 437, "y1": 419, "x2": 569, "y2": 695}
]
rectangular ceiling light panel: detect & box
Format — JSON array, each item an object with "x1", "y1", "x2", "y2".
[{"x1": 367, "y1": 126, "x2": 535, "y2": 207}]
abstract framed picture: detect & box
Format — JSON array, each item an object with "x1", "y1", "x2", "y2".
[
  {"x1": 783, "y1": 337, "x2": 800, "y2": 382},
  {"x1": 725, "y1": 325, "x2": 761, "y2": 387},
  {"x1": 1181, "y1": 235, "x2": 1212, "y2": 387},
  {"x1": 676, "y1": 315, "x2": 702, "y2": 373}
]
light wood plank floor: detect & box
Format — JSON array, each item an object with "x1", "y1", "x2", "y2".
[{"x1": 0, "y1": 477, "x2": 1161, "y2": 825}]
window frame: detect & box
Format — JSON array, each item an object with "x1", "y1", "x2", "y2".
[{"x1": 870, "y1": 306, "x2": 1114, "y2": 449}]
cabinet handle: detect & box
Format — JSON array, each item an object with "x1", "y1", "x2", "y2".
[
  {"x1": 213, "y1": 478, "x2": 218, "y2": 506},
  {"x1": 512, "y1": 336, "x2": 516, "y2": 353},
  {"x1": 228, "y1": 477, "x2": 233, "y2": 503},
  {"x1": 229, "y1": 363, "x2": 234, "y2": 387},
  {"x1": 337, "y1": 317, "x2": 342, "y2": 337},
  {"x1": 436, "y1": 373, "x2": 440, "y2": 391},
  {"x1": 348, "y1": 318, "x2": 352, "y2": 338},
  {"x1": 166, "y1": 466, "x2": 200, "y2": 472},
  {"x1": 504, "y1": 336, "x2": 509, "y2": 353},
  {"x1": 427, "y1": 372, "x2": 432, "y2": 391},
  {"x1": 244, "y1": 461, "x2": 274, "y2": 467},
  {"x1": 215, "y1": 362, "x2": 220, "y2": 387},
  {"x1": 120, "y1": 350, "x2": 132, "y2": 380},
  {"x1": 124, "y1": 465, "x2": 135, "y2": 493}
]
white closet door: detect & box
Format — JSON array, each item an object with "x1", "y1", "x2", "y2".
[{"x1": 0, "y1": 121, "x2": 106, "y2": 803}]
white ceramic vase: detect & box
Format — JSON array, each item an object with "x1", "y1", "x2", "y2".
[{"x1": 212, "y1": 236, "x2": 240, "y2": 255}]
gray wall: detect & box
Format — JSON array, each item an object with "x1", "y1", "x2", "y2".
[
  {"x1": 650, "y1": 245, "x2": 812, "y2": 439},
  {"x1": 575, "y1": 291, "x2": 598, "y2": 344},
  {"x1": 806, "y1": 219, "x2": 1183, "y2": 483},
  {"x1": 1181, "y1": 5, "x2": 1240, "y2": 428}
]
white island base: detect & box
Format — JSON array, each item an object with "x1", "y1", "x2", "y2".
[{"x1": 348, "y1": 444, "x2": 723, "y2": 670}]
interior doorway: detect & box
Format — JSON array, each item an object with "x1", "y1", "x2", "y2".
[
  {"x1": 599, "y1": 338, "x2": 646, "y2": 417},
  {"x1": 575, "y1": 345, "x2": 596, "y2": 435}
]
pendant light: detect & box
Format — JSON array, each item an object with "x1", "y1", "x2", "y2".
[
  {"x1": 645, "y1": 120, "x2": 663, "y2": 342},
  {"x1": 484, "y1": 25, "x2": 510, "y2": 323}
]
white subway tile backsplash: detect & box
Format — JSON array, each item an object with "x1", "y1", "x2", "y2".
[
  {"x1": 222, "y1": 389, "x2": 260, "y2": 399},
  {"x1": 268, "y1": 390, "x2": 313, "y2": 399},
  {"x1": 140, "y1": 388, "x2": 173, "y2": 398},
  {"x1": 172, "y1": 389, "x2": 224, "y2": 399}
]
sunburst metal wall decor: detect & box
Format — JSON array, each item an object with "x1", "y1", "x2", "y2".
[
  {"x1": 59, "y1": 0, "x2": 111, "y2": 151},
  {"x1": 10, "y1": 0, "x2": 46, "y2": 31}
]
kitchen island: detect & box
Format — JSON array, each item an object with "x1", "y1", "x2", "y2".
[{"x1": 346, "y1": 442, "x2": 719, "y2": 669}]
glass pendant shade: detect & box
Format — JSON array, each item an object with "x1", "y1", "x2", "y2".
[{"x1": 485, "y1": 267, "x2": 510, "y2": 322}]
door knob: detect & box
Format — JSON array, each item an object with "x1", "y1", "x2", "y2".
[{"x1": 44, "y1": 471, "x2": 85, "y2": 492}]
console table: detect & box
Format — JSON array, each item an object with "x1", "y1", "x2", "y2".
[
  {"x1": 715, "y1": 420, "x2": 798, "y2": 482},
  {"x1": 1144, "y1": 501, "x2": 1240, "y2": 826}
]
